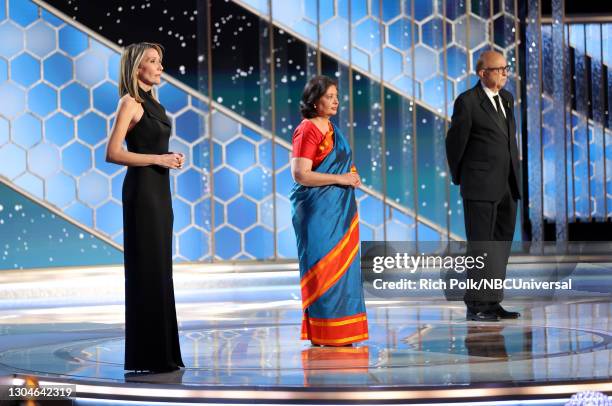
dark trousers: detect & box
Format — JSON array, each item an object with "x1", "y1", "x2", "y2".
[{"x1": 463, "y1": 185, "x2": 517, "y2": 312}]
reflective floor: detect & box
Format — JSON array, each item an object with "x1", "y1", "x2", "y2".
[{"x1": 0, "y1": 262, "x2": 610, "y2": 391}]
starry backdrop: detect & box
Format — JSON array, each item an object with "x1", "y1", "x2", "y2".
[
  {"x1": 0, "y1": 183, "x2": 122, "y2": 269},
  {"x1": 1, "y1": 0, "x2": 611, "y2": 269},
  {"x1": 46, "y1": 0, "x2": 204, "y2": 89}
]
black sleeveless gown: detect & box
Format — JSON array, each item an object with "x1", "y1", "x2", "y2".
[{"x1": 122, "y1": 87, "x2": 184, "y2": 371}]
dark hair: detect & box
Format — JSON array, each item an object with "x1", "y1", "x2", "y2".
[{"x1": 299, "y1": 75, "x2": 338, "y2": 118}]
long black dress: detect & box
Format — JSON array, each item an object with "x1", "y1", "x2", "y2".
[{"x1": 122, "y1": 87, "x2": 184, "y2": 371}]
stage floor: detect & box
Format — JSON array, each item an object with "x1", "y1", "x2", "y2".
[{"x1": 0, "y1": 259, "x2": 610, "y2": 403}]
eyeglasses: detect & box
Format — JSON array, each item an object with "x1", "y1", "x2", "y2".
[{"x1": 483, "y1": 66, "x2": 511, "y2": 74}]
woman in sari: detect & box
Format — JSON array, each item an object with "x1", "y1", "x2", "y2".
[{"x1": 290, "y1": 75, "x2": 369, "y2": 346}]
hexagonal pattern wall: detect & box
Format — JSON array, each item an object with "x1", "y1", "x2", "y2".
[
  {"x1": 0, "y1": 1, "x2": 211, "y2": 261},
  {"x1": 18, "y1": 0, "x2": 589, "y2": 269},
  {"x1": 2, "y1": 0, "x2": 437, "y2": 263},
  {"x1": 236, "y1": 0, "x2": 521, "y2": 118}
]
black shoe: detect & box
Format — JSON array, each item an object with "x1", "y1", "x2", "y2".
[
  {"x1": 493, "y1": 305, "x2": 520, "y2": 319},
  {"x1": 153, "y1": 365, "x2": 182, "y2": 373},
  {"x1": 466, "y1": 309, "x2": 499, "y2": 322}
]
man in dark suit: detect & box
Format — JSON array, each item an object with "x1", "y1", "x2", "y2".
[{"x1": 445, "y1": 50, "x2": 521, "y2": 322}]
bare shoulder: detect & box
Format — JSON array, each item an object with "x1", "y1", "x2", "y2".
[
  {"x1": 116, "y1": 94, "x2": 142, "y2": 118},
  {"x1": 119, "y1": 94, "x2": 139, "y2": 109}
]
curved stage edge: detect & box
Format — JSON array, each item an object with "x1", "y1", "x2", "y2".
[{"x1": 0, "y1": 259, "x2": 610, "y2": 404}]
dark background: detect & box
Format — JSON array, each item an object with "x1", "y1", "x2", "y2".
[{"x1": 46, "y1": 0, "x2": 612, "y2": 95}]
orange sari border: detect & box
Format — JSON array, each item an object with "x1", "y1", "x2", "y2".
[
  {"x1": 301, "y1": 312, "x2": 369, "y2": 346},
  {"x1": 300, "y1": 212, "x2": 359, "y2": 288},
  {"x1": 300, "y1": 213, "x2": 360, "y2": 309}
]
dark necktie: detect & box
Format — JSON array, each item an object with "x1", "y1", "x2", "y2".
[{"x1": 493, "y1": 95, "x2": 506, "y2": 123}]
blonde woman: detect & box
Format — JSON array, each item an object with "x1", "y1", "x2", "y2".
[{"x1": 106, "y1": 42, "x2": 184, "y2": 372}]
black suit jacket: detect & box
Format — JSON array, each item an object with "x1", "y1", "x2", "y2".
[{"x1": 445, "y1": 82, "x2": 521, "y2": 202}]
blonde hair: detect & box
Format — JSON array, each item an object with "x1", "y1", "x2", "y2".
[{"x1": 118, "y1": 42, "x2": 164, "y2": 103}]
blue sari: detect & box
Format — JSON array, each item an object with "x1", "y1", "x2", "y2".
[{"x1": 290, "y1": 122, "x2": 368, "y2": 346}]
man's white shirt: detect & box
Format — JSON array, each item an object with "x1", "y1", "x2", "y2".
[{"x1": 481, "y1": 83, "x2": 507, "y2": 119}]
